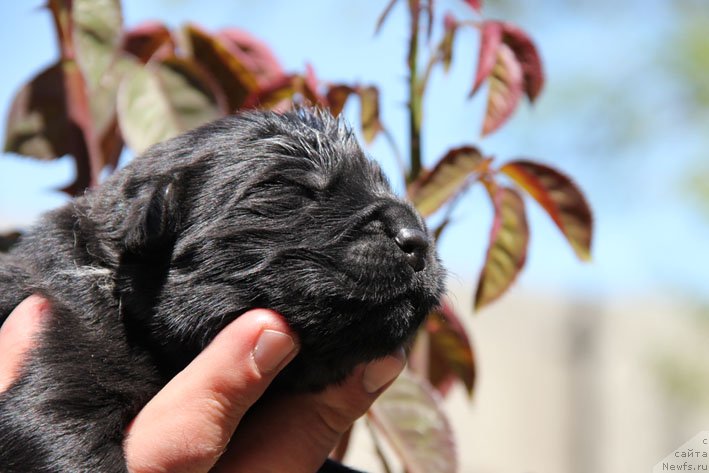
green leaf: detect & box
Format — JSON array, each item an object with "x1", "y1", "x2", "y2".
[
  {"x1": 117, "y1": 58, "x2": 220, "y2": 153},
  {"x1": 368, "y1": 370, "x2": 458, "y2": 473},
  {"x1": 481, "y1": 42, "x2": 524, "y2": 136},
  {"x1": 501, "y1": 160, "x2": 593, "y2": 261},
  {"x1": 72, "y1": 0, "x2": 123, "y2": 91},
  {"x1": 427, "y1": 302, "x2": 476, "y2": 395},
  {"x1": 475, "y1": 185, "x2": 529, "y2": 310},
  {"x1": 408, "y1": 146, "x2": 487, "y2": 217}
]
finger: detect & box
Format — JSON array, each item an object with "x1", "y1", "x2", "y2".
[
  {"x1": 214, "y1": 349, "x2": 406, "y2": 473},
  {"x1": 0, "y1": 295, "x2": 50, "y2": 393},
  {"x1": 124, "y1": 309, "x2": 299, "y2": 473}
]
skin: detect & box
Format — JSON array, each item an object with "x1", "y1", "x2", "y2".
[{"x1": 0, "y1": 296, "x2": 406, "y2": 473}]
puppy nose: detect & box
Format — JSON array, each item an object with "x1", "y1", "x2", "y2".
[{"x1": 394, "y1": 228, "x2": 429, "y2": 272}]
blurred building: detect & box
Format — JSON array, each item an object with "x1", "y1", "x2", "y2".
[{"x1": 348, "y1": 284, "x2": 709, "y2": 473}]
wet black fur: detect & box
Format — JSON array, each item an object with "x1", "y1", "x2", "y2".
[{"x1": 0, "y1": 109, "x2": 444, "y2": 472}]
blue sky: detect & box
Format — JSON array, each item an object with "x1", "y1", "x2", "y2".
[{"x1": 1, "y1": 0, "x2": 707, "y2": 305}]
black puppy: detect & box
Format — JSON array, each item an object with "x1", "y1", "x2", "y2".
[{"x1": 0, "y1": 108, "x2": 444, "y2": 472}]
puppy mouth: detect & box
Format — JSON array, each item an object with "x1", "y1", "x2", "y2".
[{"x1": 337, "y1": 234, "x2": 434, "y2": 302}]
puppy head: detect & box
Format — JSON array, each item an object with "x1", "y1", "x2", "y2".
[{"x1": 116, "y1": 109, "x2": 445, "y2": 389}]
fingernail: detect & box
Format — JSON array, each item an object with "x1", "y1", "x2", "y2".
[
  {"x1": 363, "y1": 348, "x2": 407, "y2": 394},
  {"x1": 252, "y1": 329, "x2": 296, "y2": 374}
]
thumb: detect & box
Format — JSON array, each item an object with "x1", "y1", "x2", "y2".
[
  {"x1": 214, "y1": 349, "x2": 407, "y2": 473},
  {"x1": 124, "y1": 309, "x2": 298, "y2": 473}
]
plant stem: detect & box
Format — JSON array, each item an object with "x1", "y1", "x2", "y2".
[{"x1": 407, "y1": 0, "x2": 423, "y2": 183}]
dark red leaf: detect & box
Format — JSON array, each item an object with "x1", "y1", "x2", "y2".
[
  {"x1": 183, "y1": 23, "x2": 259, "y2": 112},
  {"x1": 99, "y1": 117, "x2": 123, "y2": 171},
  {"x1": 375, "y1": 0, "x2": 399, "y2": 35},
  {"x1": 470, "y1": 21, "x2": 503, "y2": 97},
  {"x1": 123, "y1": 21, "x2": 174, "y2": 63},
  {"x1": 368, "y1": 370, "x2": 458, "y2": 473},
  {"x1": 217, "y1": 28, "x2": 285, "y2": 87},
  {"x1": 408, "y1": 146, "x2": 487, "y2": 217},
  {"x1": 475, "y1": 185, "x2": 529, "y2": 310},
  {"x1": 325, "y1": 84, "x2": 355, "y2": 116},
  {"x1": 242, "y1": 75, "x2": 296, "y2": 110},
  {"x1": 501, "y1": 160, "x2": 593, "y2": 260},
  {"x1": 3, "y1": 60, "x2": 96, "y2": 195},
  {"x1": 300, "y1": 63, "x2": 322, "y2": 104},
  {"x1": 4, "y1": 63, "x2": 74, "y2": 160},
  {"x1": 463, "y1": 0, "x2": 483, "y2": 12},
  {"x1": 427, "y1": 302, "x2": 476, "y2": 395},
  {"x1": 502, "y1": 23, "x2": 544, "y2": 102}
]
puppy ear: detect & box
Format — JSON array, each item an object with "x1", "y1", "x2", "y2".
[{"x1": 123, "y1": 177, "x2": 180, "y2": 254}]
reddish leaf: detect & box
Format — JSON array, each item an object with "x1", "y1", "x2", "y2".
[
  {"x1": 123, "y1": 21, "x2": 174, "y2": 63},
  {"x1": 244, "y1": 67, "x2": 322, "y2": 111},
  {"x1": 368, "y1": 370, "x2": 457, "y2": 473},
  {"x1": 59, "y1": 140, "x2": 92, "y2": 196},
  {"x1": 182, "y1": 24, "x2": 259, "y2": 112},
  {"x1": 45, "y1": 0, "x2": 116, "y2": 188},
  {"x1": 300, "y1": 63, "x2": 322, "y2": 104},
  {"x1": 475, "y1": 185, "x2": 529, "y2": 310},
  {"x1": 502, "y1": 23, "x2": 544, "y2": 102},
  {"x1": 243, "y1": 75, "x2": 297, "y2": 110},
  {"x1": 3, "y1": 59, "x2": 96, "y2": 194},
  {"x1": 217, "y1": 28, "x2": 285, "y2": 87},
  {"x1": 427, "y1": 302, "x2": 475, "y2": 395},
  {"x1": 481, "y1": 42, "x2": 524, "y2": 136},
  {"x1": 471, "y1": 21, "x2": 503, "y2": 96},
  {"x1": 440, "y1": 14, "x2": 458, "y2": 73},
  {"x1": 501, "y1": 160, "x2": 593, "y2": 260},
  {"x1": 463, "y1": 0, "x2": 483, "y2": 12},
  {"x1": 375, "y1": 0, "x2": 399, "y2": 34},
  {"x1": 4, "y1": 63, "x2": 75, "y2": 160},
  {"x1": 99, "y1": 116, "x2": 124, "y2": 171},
  {"x1": 325, "y1": 84, "x2": 355, "y2": 116},
  {"x1": 424, "y1": 0, "x2": 434, "y2": 39},
  {"x1": 408, "y1": 146, "x2": 487, "y2": 217},
  {"x1": 432, "y1": 217, "x2": 451, "y2": 241},
  {"x1": 358, "y1": 86, "x2": 383, "y2": 143},
  {"x1": 47, "y1": 0, "x2": 74, "y2": 58}
]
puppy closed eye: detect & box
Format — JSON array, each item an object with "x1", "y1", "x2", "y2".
[{"x1": 248, "y1": 183, "x2": 318, "y2": 217}]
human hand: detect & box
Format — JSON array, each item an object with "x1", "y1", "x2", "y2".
[{"x1": 0, "y1": 296, "x2": 406, "y2": 473}]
